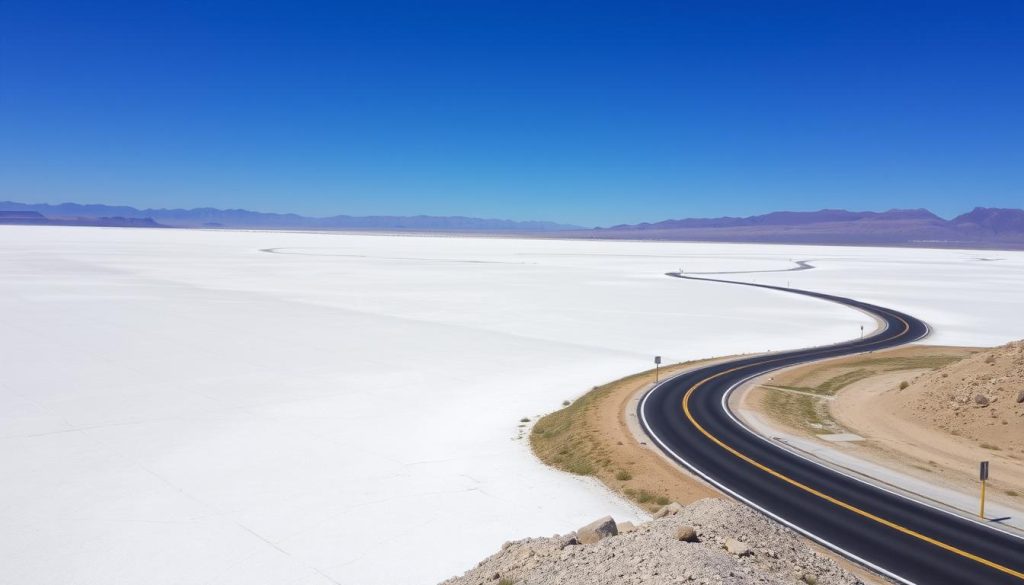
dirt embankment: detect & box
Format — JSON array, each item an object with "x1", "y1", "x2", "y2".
[
  {"x1": 442, "y1": 499, "x2": 866, "y2": 585},
  {"x1": 748, "y1": 342, "x2": 1024, "y2": 502},
  {"x1": 884, "y1": 340, "x2": 1024, "y2": 453},
  {"x1": 528, "y1": 361, "x2": 718, "y2": 512}
]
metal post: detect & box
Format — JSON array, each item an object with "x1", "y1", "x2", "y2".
[
  {"x1": 980, "y1": 461, "x2": 989, "y2": 518},
  {"x1": 654, "y1": 356, "x2": 662, "y2": 383}
]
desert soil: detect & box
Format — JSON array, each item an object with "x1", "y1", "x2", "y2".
[
  {"x1": 529, "y1": 361, "x2": 719, "y2": 512},
  {"x1": 747, "y1": 343, "x2": 1024, "y2": 506}
]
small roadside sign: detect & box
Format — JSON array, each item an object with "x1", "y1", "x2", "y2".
[
  {"x1": 980, "y1": 461, "x2": 989, "y2": 481},
  {"x1": 654, "y1": 356, "x2": 662, "y2": 365}
]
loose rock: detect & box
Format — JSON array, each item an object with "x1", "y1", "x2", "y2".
[
  {"x1": 576, "y1": 516, "x2": 617, "y2": 545},
  {"x1": 675, "y1": 525, "x2": 699, "y2": 542},
  {"x1": 724, "y1": 538, "x2": 751, "y2": 556},
  {"x1": 653, "y1": 502, "x2": 684, "y2": 518}
]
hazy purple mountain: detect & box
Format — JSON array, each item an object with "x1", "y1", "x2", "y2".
[
  {"x1": 0, "y1": 210, "x2": 166, "y2": 228},
  {"x1": 0, "y1": 201, "x2": 580, "y2": 232},
  {"x1": 588, "y1": 207, "x2": 1024, "y2": 249},
  {"x1": 950, "y1": 207, "x2": 1024, "y2": 234},
  {"x1": 607, "y1": 208, "x2": 944, "y2": 230}
]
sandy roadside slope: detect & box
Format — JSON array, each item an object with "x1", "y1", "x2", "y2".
[
  {"x1": 831, "y1": 340, "x2": 1024, "y2": 502},
  {"x1": 530, "y1": 361, "x2": 720, "y2": 512},
  {"x1": 743, "y1": 344, "x2": 1024, "y2": 512}
]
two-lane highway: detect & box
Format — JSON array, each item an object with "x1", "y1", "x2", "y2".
[{"x1": 639, "y1": 274, "x2": 1024, "y2": 584}]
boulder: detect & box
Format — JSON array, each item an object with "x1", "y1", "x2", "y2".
[
  {"x1": 801, "y1": 573, "x2": 818, "y2": 585},
  {"x1": 674, "y1": 525, "x2": 698, "y2": 542},
  {"x1": 616, "y1": 521, "x2": 637, "y2": 534},
  {"x1": 576, "y1": 516, "x2": 618, "y2": 545},
  {"x1": 974, "y1": 394, "x2": 990, "y2": 407},
  {"x1": 1016, "y1": 390, "x2": 1024, "y2": 404},
  {"x1": 724, "y1": 538, "x2": 751, "y2": 556},
  {"x1": 653, "y1": 502, "x2": 684, "y2": 518}
]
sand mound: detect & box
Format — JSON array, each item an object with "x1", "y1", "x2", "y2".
[{"x1": 888, "y1": 340, "x2": 1024, "y2": 452}]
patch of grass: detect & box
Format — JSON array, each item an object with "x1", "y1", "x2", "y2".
[
  {"x1": 615, "y1": 470, "x2": 632, "y2": 481},
  {"x1": 761, "y1": 388, "x2": 835, "y2": 432},
  {"x1": 767, "y1": 368, "x2": 881, "y2": 397},
  {"x1": 851, "y1": 355, "x2": 963, "y2": 370},
  {"x1": 498, "y1": 578, "x2": 514, "y2": 585},
  {"x1": 623, "y1": 488, "x2": 670, "y2": 508}
]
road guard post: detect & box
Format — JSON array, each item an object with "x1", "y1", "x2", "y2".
[{"x1": 980, "y1": 461, "x2": 989, "y2": 519}]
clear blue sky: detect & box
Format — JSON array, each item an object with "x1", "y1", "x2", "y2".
[{"x1": 1, "y1": 1, "x2": 1022, "y2": 226}]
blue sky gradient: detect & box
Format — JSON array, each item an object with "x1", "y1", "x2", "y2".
[{"x1": 1, "y1": 1, "x2": 1022, "y2": 225}]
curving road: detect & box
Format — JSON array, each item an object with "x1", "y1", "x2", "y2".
[{"x1": 639, "y1": 274, "x2": 1024, "y2": 584}]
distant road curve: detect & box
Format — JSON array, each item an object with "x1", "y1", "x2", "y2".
[
  {"x1": 639, "y1": 273, "x2": 1024, "y2": 584},
  {"x1": 678, "y1": 259, "x2": 815, "y2": 275}
]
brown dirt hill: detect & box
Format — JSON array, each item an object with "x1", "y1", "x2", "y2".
[{"x1": 888, "y1": 340, "x2": 1024, "y2": 453}]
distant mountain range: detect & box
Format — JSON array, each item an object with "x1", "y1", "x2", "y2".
[
  {"x1": 3, "y1": 200, "x2": 1024, "y2": 249},
  {"x1": 580, "y1": 207, "x2": 1024, "y2": 249},
  {"x1": 0, "y1": 210, "x2": 167, "y2": 228},
  {"x1": 0, "y1": 201, "x2": 580, "y2": 232}
]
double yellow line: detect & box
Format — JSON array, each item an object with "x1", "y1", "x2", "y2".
[{"x1": 680, "y1": 312, "x2": 1024, "y2": 581}]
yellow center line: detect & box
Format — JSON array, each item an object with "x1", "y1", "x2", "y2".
[{"x1": 680, "y1": 312, "x2": 1024, "y2": 581}]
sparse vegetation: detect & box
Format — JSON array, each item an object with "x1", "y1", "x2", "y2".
[
  {"x1": 758, "y1": 350, "x2": 971, "y2": 433},
  {"x1": 531, "y1": 369, "x2": 649, "y2": 479},
  {"x1": 761, "y1": 389, "x2": 836, "y2": 433},
  {"x1": 981, "y1": 443, "x2": 1001, "y2": 451},
  {"x1": 530, "y1": 359, "x2": 710, "y2": 511},
  {"x1": 520, "y1": 417, "x2": 530, "y2": 423},
  {"x1": 562, "y1": 400, "x2": 571, "y2": 406},
  {"x1": 1007, "y1": 490, "x2": 1019, "y2": 497}
]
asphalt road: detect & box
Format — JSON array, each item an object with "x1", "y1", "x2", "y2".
[{"x1": 639, "y1": 274, "x2": 1024, "y2": 584}]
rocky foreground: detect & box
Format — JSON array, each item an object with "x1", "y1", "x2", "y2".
[{"x1": 441, "y1": 499, "x2": 867, "y2": 585}]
